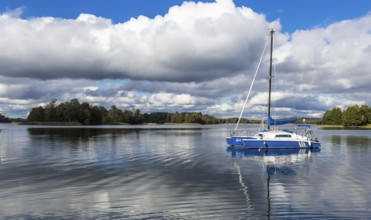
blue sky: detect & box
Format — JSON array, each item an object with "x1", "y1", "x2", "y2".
[
  {"x1": 0, "y1": 0, "x2": 370, "y2": 119},
  {"x1": 1, "y1": 0, "x2": 370, "y2": 32}
]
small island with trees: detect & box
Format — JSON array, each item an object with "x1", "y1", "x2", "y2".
[{"x1": 23, "y1": 99, "x2": 257, "y2": 125}]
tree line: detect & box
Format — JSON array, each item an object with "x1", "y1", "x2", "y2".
[
  {"x1": 321, "y1": 104, "x2": 371, "y2": 127},
  {"x1": 0, "y1": 113, "x2": 11, "y2": 123},
  {"x1": 26, "y1": 99, "x2": 253, "y2": 125}
]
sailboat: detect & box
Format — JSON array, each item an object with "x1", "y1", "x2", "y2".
[{"x1": 226, "y1": 30, "x2": 321, "y2": 149}]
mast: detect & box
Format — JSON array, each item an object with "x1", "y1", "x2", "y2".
[{"x1": 267, "y1": 29, "x2": 274, "y2": 130}]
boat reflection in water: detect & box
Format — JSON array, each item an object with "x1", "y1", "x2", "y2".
[
  {"x1": 227, "y1": 147, "x2": 321, "y2": 218},
  {"x1": 227, "y1": 147, "x2": 320, "y2": 158},
  {"x1": 227, "y1": 147, "x2": 321, "y2": 178}
]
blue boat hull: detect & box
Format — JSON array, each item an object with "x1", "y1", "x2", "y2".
[
  {"x1": 226, "y1": 136, "x2": 320, "y2": 149},
  {"x1": 226, "y1": 147, "x2": 321, "y2": 157}
]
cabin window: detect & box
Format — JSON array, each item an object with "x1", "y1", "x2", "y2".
[{"x1": 275, "y1": 134, "x2": 292, "y2": 138}]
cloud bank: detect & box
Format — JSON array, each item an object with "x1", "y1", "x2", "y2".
[
  {"x1": 0, "y1": 0, "x2": 272, "y2": 82},
  {"x1": 0, "y1": 0, "x2": 370, "y2": 118}
]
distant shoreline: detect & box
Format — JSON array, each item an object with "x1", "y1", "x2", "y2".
[
  {"x1": 319, "y1": 124, "x2": 371, "y2": 129},
  {"x1": 15, "y1": 122, "x2": 371, "y2": 129},
  {"x1": 18, "y1": 122, "x2": 206, "y2": 126},
  {"x1": 19, "y1": 122, "x2": 84, "y2": 126},
  {"x1": 18, "y1": 122, "x2": 255, "y2": 126}
]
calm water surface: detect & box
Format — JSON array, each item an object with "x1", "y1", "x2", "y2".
[{"x1": 0, "y1": 124, "x2": 370, "y2": 219}]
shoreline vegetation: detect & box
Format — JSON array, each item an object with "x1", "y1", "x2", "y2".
[
  {"x1": 0, "y1": 113, "x2": 11, "y2": 123},
  {"x1": 2, "y1": 100, "x2": 370, "y2": 129},
  {"x1": 319, "y1": 124, "x2": 371, "y2": 129},
  {"x1": 19, "y1": 122, "x2": 371, "y2": 129},
  {"x1": 21, "y1": 99, "x2": 263, "y2": 126},
  {"x1": 320, "y1": 105, "x2": 371, "y2": 129},
  {"x1": 17, "y1": 98, "x2": 320, "y2": 126},
  {"x1": 19, "y1": 122, "x2": 214, "y2": 126}
]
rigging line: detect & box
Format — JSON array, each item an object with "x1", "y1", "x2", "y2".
[{"x1": 234, "y1": 36, "x2": 270, "y2": 131}]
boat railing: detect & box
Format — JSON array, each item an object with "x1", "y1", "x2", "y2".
[
  {"x1": 293, "y1": 125, "x2": 313, "y2": 138},
  {"x1": 230, "y1": 130, "x2": 251, "y2": 137}
]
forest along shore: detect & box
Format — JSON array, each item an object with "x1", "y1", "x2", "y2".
[
  {"x1": 320, "y1": 105, "x2": 371, "y2": 128},
  {"x1": 22, "y1": 99, "x2": 260, "y2": 125}
]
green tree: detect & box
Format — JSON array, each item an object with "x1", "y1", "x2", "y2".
[
  {"x1": 359, "y1": 105, "x2": 370, "y2": 125},
  {"x1": 143, "y1": 112, "x2": 168, "y2": 124},
  {"x1": 65, "y1": 99, "x2": 82, "y2": 123},
  {"x1": 132, "y1": 109, "x2": 143, "y2": 124},
  {"x1": 107, "y1": 105, "x2": 122, "y2": 124},
  {"x1": 332, "y1": 108, "x2": 343, "y2": 125},
  {"x1": 122, "y1": 110, "x2": 133, "y2": 124},
  {"x1": 44, "y1": 99, "x2": 57, "y2": 122},
  {"x1": 89, "y1": 106, "x2": 106, "y2": 125},
  {"x1": 343, "y1": 105, "x2": 362, "y2": 127},
  {"x1": 80, "y1": 102, "x2": 91, "y2": 125},
  {"x1": 27, "y1": 106, "x2": 45, "y2": 122},
  {"x1": 321, "y1": 107, "x2": 343, "y2": 125}
]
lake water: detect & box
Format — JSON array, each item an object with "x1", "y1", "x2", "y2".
[{"x1": 0, "y1": 123, "x2": 370, "y2": 219}]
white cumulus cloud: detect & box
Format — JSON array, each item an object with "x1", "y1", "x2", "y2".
[
  {"x1": 0, "y1": 0, "x2": 275, "y2": 82},
  {"x1": 0, "y1": 0, "x2": 370, "y2": 119}
]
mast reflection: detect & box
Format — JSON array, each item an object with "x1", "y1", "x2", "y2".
[{"x1": 227, "y1": 147, "x2": 320, "y2": 219}]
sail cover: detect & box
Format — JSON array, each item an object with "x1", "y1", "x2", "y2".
[{"x1": 268, "y1": 116, "x2": 297, "y2": 126}]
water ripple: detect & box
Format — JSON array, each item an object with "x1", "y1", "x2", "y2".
[{"x1": 0, "y1": 125, "x2": 370, "y2": 219}]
